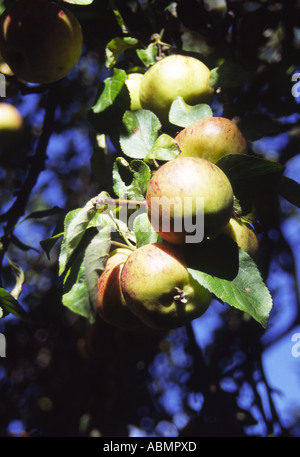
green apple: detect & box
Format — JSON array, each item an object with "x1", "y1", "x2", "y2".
[
  {"x1": 139, "y1": 54, "x2": 214, "y2": 124},
  {"x1": 0, "y1": 0, "x2": 83, "y2": 84},
  {"x1": 175, "y1": 116, "x2": 248, "y2": 163},
  {"x1": 96, "y1": 248, "x2": 143, "y2": 329},
  {"x1": 0, "y1": 102, "x2": 23, "y2": 147},
  {"x1": 0, "y1": 102, "x2": 23, "y2": 130},
  {"x1": 223, "y1": 217, "x2": 259, "y2": 260},
  {"x1": 146, "y1": 156, "x2": 234, "y2": 244},
  {"x1": 125, "y1": 73, "x2": 143, "y2": 111},
  {"x1": 120, "y1": 242, "x2": 211, "y2": 330}
]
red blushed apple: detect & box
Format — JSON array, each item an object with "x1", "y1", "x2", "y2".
[
  {"x1": 175, "y1": 117, "x2": 248, "y2": 163},
  {"x1": 120, "y1": 242, "x2": 212, "y2": 330},
  {"x1": 146, "y1": 156, "x2": 234, "y2": 244},
  {"x1": 96, "y1": 248, "x2": 143, "y2": 329},
  {"x1": 0, "y1": 0, "x2": 83, "y2": 84}
]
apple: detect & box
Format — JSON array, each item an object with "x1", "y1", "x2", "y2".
[
  {"x1": 125, "y1": 73, "x2": 143, "y2": 111},
  {"x1": 222, "y1": 217, "x2": 259, "y2": 260},
  {"x1": 146, "y1": 156, "x2": 234, "y2": 244},
  {"x1": 175, "y1": 116, "x2": 248, "y2": 163},
  {"x1": 120, "y1": 242, "x2": 212, "y2": 330},
  {"x1": 0, "y1": 0, "x2": 83, "y2": 84},
  {"x1": 0, "y1": 102, "x2": 23, "y2": 146},
  {"x1": 96, "y1": 248, "x2": 143, "y2": 329},
  {"x1": 139, "y1": 54, "x2": 214, "y2": 124},
  {"x1": 0, "y1": 102, "x2": 23, "y2": 130}
]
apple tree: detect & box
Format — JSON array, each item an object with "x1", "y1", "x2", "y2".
[{"x1": 0, "y1": 0, "x2": 300, "y2": 437}]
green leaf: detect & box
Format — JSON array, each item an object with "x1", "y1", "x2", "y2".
[
  {"x1": 169, "y1": 97, "x2": 213, "y2": 128},
  {"x1": 84, "y1": 226, "x2": 112, "y2": 309},
  {"x1": 217, "y1": 154, "x2": 285, "y2": 203},
  {"x1": 40, "y1": 233, "x2": 63, "y2": 260},
  {"x1": 112, "y1": 9, "x2": 129, "y2": 34},
  {"x1": 92, "y1": 68, "x2": 128, "y2": 114},
  {"x1": 210, "y1": 61, "x2": 250, "y2": 88},
  {"x1": 105, "y1": 37, "x2": 139, "y2": 69},
  {"x1": 112, "y1": 157, "x2": 151, "y2": 200},
  {"x1": 133, "y1": 212, "x2": 159, "y2": 248},
  {"x1": 217, "y1": 154, "x2": 284, "y2": 180},
  {"x1": 21, "y1": 206, "x2": 63, "y2": 221},
  {"x1": 136, "y1": 43, "x2": 158, "y2": 67},
  {"x1": 58, "y1": 200, "x2": 97, "y2": 276},
  {"x1": 62, "y1": 251, "x2": 94, "y2": 323},
  {"x1": 277, "y1": 175, "x2": 300, "y2": 208},
  {"x1": 0, "y1": 287, "x2": 30, "y2": 322},
  {"x1": 145, "y1": 134, "x2": 180, "y2": 161},
  {"x1": 238, "y1": 114, "x2": 284, "y2": 141},
  {"x1": 119, "y1": 109, "x2": 161, "y2": 159},
  {"x1": 188, "y1": 248, "x2": 273, "y2": 328},
  {"x1": 5, "y1": 256, "x2": 24, "y2": 301}
]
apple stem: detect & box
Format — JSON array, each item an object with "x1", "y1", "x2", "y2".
[{"x1": 110, "y1": 241, "x2": 135, "y2": 251}]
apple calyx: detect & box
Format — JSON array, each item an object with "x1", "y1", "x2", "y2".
[{"x1": 174, "y1": 287, "x2": 188, "y2": 304}]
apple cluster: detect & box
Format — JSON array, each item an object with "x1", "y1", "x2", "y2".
[{"x1": 96, "y1": 54, "x2": 260, "y2": 332}]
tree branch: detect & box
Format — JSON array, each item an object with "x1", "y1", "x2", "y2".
[{"x1": 0, "y1": 84, "x2": 59, "y2": 259}]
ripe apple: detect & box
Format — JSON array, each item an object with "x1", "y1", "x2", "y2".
[
  {"x1": 120, "y1": 242, "x2": 212, "y2": 330},
  {"x1": 175, "y1": 117, "x2": 248, "y2": 163},
  {"x1": 223, "y1": 217, "x2": 259, "y2": 260},
  {"x1": 139, "y1": 54, "x2": 214, "y2": 124},
  {"x1": 96, "y1": 248, "x2": 143, "y2": 329},
  {"x1": 0, "y1": 102, "x2": 23, "y2": 146},
  {"x1": 0, "y1": 0, "x2": 83, "y2": 84},
  {"x1": 146, "y1": 156, "x2": 234, "y2": 244},
  {"x1": 125, "y1": 73, "x2": 143, "y2": 111}
]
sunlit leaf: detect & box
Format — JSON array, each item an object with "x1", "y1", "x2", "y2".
[
  {"x1": 59, "y1": 200, "x2": 97, "y2": 276},
  {"x1": 62, "y1": 251, "x2": 94, "y2": 323},
  {"x1": 133, "y1": 212, "x2": 159, "y2": 248},
  {"x1": 119, "y1": 109, "x2": 161, "y2": 159},
  {"x1": 145, "y1": 134, "x2": 180, "y2": 161},
  {"x1": 105, "y1": 37, "x2": 138, "y2": 69},
  {"x1": 189, "y1": 249, "x2": 273, "y2": 328},
  {"x1": 169, "y1": 97, "x2": 212, "y2": 127},
  {"x1": 136, "y1": 43, "x2": 158, "y2": 67},
  {"x1": 0, "y1": 288, "x2": 30, "y2": 322},
  {"x1": 84, "y1": 226, "x2": 112, "y2": 308},
  {"x1": 92, "y1": 68, "x2": 127, "y2": 113},
  {"x1": 112, "y1": 157, "x2": 151, "y2": 199}
]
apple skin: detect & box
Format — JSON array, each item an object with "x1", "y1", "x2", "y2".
[
  {"x1": 120, "y1": 242, "x2": 212, "y2": 330},
  {"x1": 175, "y1": 117, "x2": 248, "y2": 164},
  {"x1": 223, "y1": 218, "x2": 259, "y2": 260},
  {"x1": 0, "y1": 102, "x2": 23, "y2": 147},
  {"x1": 0, "y1": 0, "x2": 83, "y2": 84},
  {"x1": 139, "y1": 54, "x2": 214, "y2": 124},
  {"x1": 146, "y1": 157, "x2": 234, "y2": 244},
  {"x1": 125, "y1": 73, "x2": 143, "y2": 111},
  {"x1": 96, "y1": 248, "x2": 143, "y2": 329},
  {"x1": 0, "y1": 102, "x2": 23, "y2": 131}
]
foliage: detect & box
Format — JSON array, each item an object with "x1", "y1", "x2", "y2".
[{"x1": 0, "y1": 0, "x2": 300, "y2": 438}]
